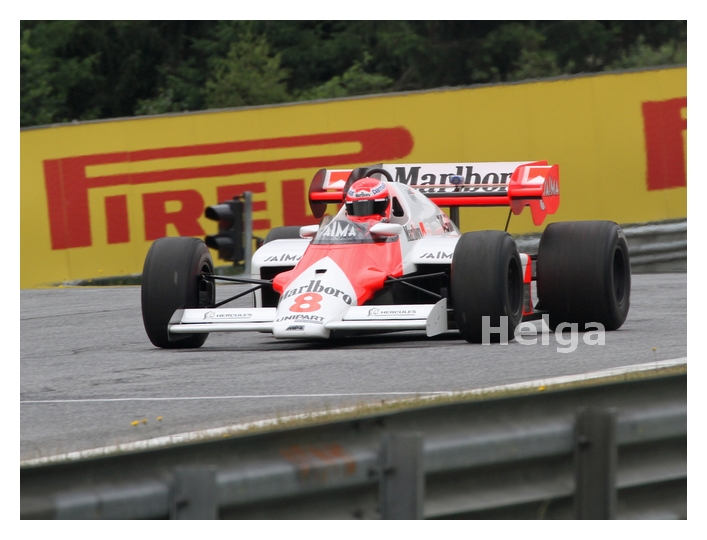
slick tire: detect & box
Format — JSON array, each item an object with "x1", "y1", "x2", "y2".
[
  {"x1": 537, "y1": 221, "x2": 630, "y2": 331},
  {"x1": 451, "y1": 231, "x2": 523, "y2": 343},
  {"x1": 263, "y1": 226, "x2": 303, "y2": 244},
  {"x1": 141, "y1": 237, "x2": 215, "y2": 349}
]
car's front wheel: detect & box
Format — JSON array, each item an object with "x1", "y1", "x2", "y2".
[
  {"x1": 451, "y1": 231, "x2": 523, "y2": 343},
  {"x1": 141, "y1": 237, "x2": 215, "y2": 348}
]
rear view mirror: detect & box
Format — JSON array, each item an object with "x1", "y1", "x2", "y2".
[
  {"x1": 300, "y1": 225, "x2": 319, "y2": 238},
  {"x1": 370, "y1": 223, "x2": 404, "y2": 237}
]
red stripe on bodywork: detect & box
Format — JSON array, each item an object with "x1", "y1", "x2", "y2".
[
  {"x1": 273, "y1": 241, "x2": 404, "y2": 305},
  {"x1": 524, "y1": 257, "x2": 533, "y2": 283},
  {"x1": 427, "y1": 196, "x2": 510, "y2": 207}
]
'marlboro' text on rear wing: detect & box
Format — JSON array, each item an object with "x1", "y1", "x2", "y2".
[{"x1": 308, "y1": 161, "x2": 560, "y2": 225}]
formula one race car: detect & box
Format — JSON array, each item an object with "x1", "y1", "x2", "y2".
[{"x1": 141, "y1": 161, "x2": 631, "y2": 348}]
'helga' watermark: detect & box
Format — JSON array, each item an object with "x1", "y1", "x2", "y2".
[{"x1": 483, "y1": 315, "x2": 605, "y2": 353}]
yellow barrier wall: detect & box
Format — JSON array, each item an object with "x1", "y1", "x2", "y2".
[{"x1": 20, "y1": 67, "x2": 686, "y2": 288}]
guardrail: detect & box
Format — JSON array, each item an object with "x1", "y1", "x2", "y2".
[
  {"x1": 622, "y1": 219, "x2": 687, "y2": 273},
  {"x1": 515, "y1": 218, "x2": 687, "y2": 274},
  {"x1": 21, "y1": 360, "x2": 686, "y2": 519}
]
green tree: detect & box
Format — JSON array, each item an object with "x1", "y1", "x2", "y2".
[
  {"x1": 203, "y1": 32, "x2": 290, "y2": 108},
  {"x1": 20, "y1": 23, "x2": 101, "y2": 126},
  {"x1": 605, "y1": 35, "x2": 687, "y2": 70},
  {"x1": 20, "y1": 21, "x2": 687, "y2": 128},
  {"x1": 470, "y1": 22, "x2": 560, "y2": 82},
  {"x1": 296, "y1": 53, "x2": 393, "y2": 100}
]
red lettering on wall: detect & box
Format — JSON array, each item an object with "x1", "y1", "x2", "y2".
[
  {"x1": 142, "y1": 190, "x2": 206, "y2": 240},
  {"x1": 42, "y1": 128, "x2": 415, "y2": 250},
  {"x1": 105, "y1": 195, "x2": 130, "y2": 244},
  {"x1": 642, "y1": 97, "x2": 687, "y2": 190},
  {"x1": 282, "y1": 179, "x2": 323, "y2": 226}
]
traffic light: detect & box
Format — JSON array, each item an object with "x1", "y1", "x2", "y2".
[{"x1": 204, "y1": 198, "x2": 244, "y2": 263}]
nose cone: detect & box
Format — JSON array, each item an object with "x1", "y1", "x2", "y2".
[{"x1": 272, "y1": 257, "x2": 357, "y2": 339}]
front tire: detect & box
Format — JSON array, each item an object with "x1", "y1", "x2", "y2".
[
  {"x1": 451, "y1": 231, "x2": 523, "y2": 343},
  {"x1": 537, "y1": 221, "x2": 630, "y2": 331},
  {"x1": 141, "y1": 237, "x2": 215, "y2": 348}
]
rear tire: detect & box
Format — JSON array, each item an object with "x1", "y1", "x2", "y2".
[
  {"x1": 263, "y1": 226, "x2": 302, "y2": 244},
  {"x1": 141, "y1": 237, "x2": 215, "y2": 349},
  {"x1": 537, "y1": 221, "x2": 630, "y2": 331},
  {"x1": 451, "y1": 231, "x2": 523, "y2": 343}
]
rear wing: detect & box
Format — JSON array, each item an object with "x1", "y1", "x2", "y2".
[{"x1": 308, "y1": 161, "x2": 560, "y2": 226}]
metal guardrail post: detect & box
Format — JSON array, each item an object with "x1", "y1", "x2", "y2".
[
  {"x1": 243, "y1": 191, "x2": 253, "y2": 275},
  {"x1": 170, "y1": 466, "x2": 217, "y2": 520},
  {"x1": 379, "y1": 432, "x2": 424, "y2": 519},
  {"x1": 449, "y1": 207, "x2": 460, "y2": 229},
  {"x1": 575, "y1": 407, "x2": 617, "y2": 519}
]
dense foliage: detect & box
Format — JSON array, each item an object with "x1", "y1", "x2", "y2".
[{"x1": 20, "y1": 21, "x2": 687, "y2": 128}]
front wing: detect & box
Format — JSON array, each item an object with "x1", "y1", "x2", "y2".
[{"x1": 169, "y1": 299, "x2": 448, "y2": 338}]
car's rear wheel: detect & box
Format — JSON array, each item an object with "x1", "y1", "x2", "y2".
[
  {"x1": 263, "y1": 226, "x2": 303, "y2": 244},
  {"x1": 451, "y1": 231, "x2": 523, "y2": 343},
  {"x1": 141, "y1": 237, "x2": 215, "y2": 348},
  {"x1": 537, "y1": 220, "x2": 630, "y2": 330}
]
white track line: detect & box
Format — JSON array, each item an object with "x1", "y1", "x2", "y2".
[
  {"x1": 20, "y1": 357, "x2": 686, "y2": 467},
  {"x1": 20, "y1": 357, "x2": 686, "y2": 405},
  {"x1": 20, "y1": 391, "x2": 455, "y2": 405}
]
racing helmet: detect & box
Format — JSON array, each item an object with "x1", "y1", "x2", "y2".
[{"x1": 344, "y1": 178, "x2": 392, "y2": 223}]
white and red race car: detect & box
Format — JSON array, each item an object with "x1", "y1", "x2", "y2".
[{"x1": 141, "y1": 161, "x2": 630, "y2": 348}]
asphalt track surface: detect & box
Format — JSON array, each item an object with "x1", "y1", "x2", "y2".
[{"x1": 20, "y1": 273, "x2": 686, "y2": 462}]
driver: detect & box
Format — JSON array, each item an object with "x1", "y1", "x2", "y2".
[{"x1": 344, "y1": 178, "x2": 392, "y2": 223}]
